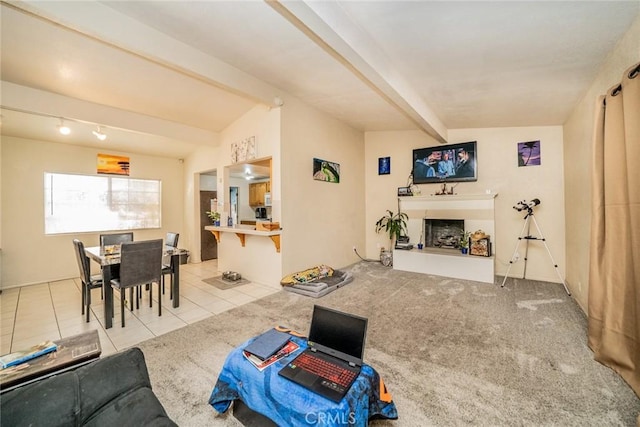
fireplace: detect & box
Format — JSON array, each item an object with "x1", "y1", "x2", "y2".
[{"x1": 424, "y1": 219, "x2": 464, "y2": 249}]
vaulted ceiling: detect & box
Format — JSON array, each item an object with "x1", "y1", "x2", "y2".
[{"x1": 1, "y1": 1, "x2": 638, "y2": 158}]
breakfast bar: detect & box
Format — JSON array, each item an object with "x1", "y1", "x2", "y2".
[{"x1": 205, "y1": 224, "x2": 281, "y2": 252}]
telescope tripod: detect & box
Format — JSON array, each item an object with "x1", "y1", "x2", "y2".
[{"x1": 500, "y1": 209, "x2": 571, "y2": 295}]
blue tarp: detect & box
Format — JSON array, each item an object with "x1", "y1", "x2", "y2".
[{"x1": 209, "y1": 334, "x2": 398, "y2": 426}]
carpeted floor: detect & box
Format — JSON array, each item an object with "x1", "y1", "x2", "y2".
[{"x1": 137, "y1": 262, "x2": 640, "y2": 426}]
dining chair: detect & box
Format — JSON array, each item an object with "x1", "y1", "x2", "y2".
[
  {"x1": 161, "y1": 232, "x2": 179, "y2": 299},
  {"x1": 99, "y1": 232, "x2": 134, "y2": 246},
  {"x1": 110, "y1": 239, "x2": 163, "y2": 327},
  {"x1": 72, "y1": 239, "x2": 103, "y2": 323}
]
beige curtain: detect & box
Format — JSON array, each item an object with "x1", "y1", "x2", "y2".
[{"x1": 588, "y1": 62, "x2": 640, "y2": 398}]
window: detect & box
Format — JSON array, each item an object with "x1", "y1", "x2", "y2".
[{"x1": 44, "y1": 173, "x2": 161, "y2": 234}]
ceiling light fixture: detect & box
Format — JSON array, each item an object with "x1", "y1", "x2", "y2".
[
  {"x1": 58, "y1": 118, "x2": 71, "y2": 135},
  {"x1": 92, "y1": 126, "x2": 107, "y2": 141}
]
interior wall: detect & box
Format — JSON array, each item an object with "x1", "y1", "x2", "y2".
[
  {"x1": 1, "y1": 136, "x2": 184, "y2": 288},
  {"x1": 563, "y1": 15, "x2": 640, "y2": 312},
  {"x1": 212, "y1": 105, "x2": 282, "y2": 285},
  {"x1": 365, "y1": 126, "x2": 566, "y2": 283},
  {"x1": 280, "y1": 96, "x2": 365, "y2": 276}
]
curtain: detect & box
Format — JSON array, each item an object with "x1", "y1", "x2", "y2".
[{"x1": 588, "y1": 62, "x2": 640, "y2": 398}]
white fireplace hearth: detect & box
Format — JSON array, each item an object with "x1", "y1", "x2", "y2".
[{"x1": 394, "y1": 193, "x2": 497, "y2": 283}]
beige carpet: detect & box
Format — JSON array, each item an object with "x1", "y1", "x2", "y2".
[{"x1": 137, "y1": 262, "x2": 640, "y2": 426}]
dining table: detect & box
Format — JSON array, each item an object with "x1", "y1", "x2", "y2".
[{"x1": 85, "y1": 244, "x2": 186, "y2": 329}]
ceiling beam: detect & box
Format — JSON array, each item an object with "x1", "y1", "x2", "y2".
[
  {"x1": 266, "y1": 0, "x2": 448, "y2": 143},
  {"x1": 1, "y1": 82, "x2": 218, "y2": 146}
]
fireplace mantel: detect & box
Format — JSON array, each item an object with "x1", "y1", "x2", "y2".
[{"x1": 394, "y1": 193, "x2": 498, "y2": 283}]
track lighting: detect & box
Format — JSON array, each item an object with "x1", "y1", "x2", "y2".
[
  {"x1": 92, "y1": 126, "x2": 107, "y2": 141},
  {"x1": 58, "y1": 119, "x2": 71, "y2": 135}
]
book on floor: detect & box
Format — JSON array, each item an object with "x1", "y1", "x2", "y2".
[{"x1": 0, "y1": 340, "x2": 58, "y2": 369}]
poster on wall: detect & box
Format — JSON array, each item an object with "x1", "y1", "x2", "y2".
[
  {"x1": 518, "y1": 140, "x2": 541, "y2": 167},
  {"x1": 378, "y1": 157, "x2": 391, "y2": 175},
  {"x1": 313, "y1": 158, "x2": 340, "y2": 183},
  {"x1": 231, "y1": 136, "x2": 256, "y2": 163},
  {"x1": 97, "y1": 153, "x2": 130, "y2": 175}
]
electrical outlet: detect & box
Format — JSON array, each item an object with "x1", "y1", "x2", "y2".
[
  {"x1": 513, "y1": 252, "x2": 520, "y2": 262},
  {"x1": 352, "y1": 246, "x2": 357, "y2": 252},
  {"x1": 376, "y1": 242, "x2": 382, "y2": 249}
]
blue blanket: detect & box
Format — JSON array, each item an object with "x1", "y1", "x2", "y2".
[{"x1": 209, "y1": 334, "x2": 398, "y2": 426}]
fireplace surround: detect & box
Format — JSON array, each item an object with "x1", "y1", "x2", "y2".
[{"x1": 393, "y1": 194, "x2": 497, "y2": 283}]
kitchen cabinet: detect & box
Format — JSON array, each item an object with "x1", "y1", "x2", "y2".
[{"x1": 249, "y1": 181, "x2": 270, "y2": 206}]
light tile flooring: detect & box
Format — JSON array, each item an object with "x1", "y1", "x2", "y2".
[{"x1": 0, "y1": 260, "x2": 279, "y2": 357}]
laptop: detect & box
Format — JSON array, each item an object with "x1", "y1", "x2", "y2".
[{"x1": 278, "y1": 305, "x2": 368, "y2": 402}]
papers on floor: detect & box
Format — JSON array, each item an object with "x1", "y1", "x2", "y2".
[{"x1": 0, "y1": 340, "x2": 58, "y2": 369}]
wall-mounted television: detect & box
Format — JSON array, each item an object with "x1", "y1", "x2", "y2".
[{"x1": 412, "y1": 141, "x2": 477, "y2": 184}]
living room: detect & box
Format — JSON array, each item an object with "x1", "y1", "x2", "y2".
[{"x1": 1, "y1": 2, "x2": 639, "y2": 425}]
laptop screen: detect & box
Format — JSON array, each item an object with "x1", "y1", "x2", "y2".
[{"x1": 308, "y1": 305, "x2": 368, "y2": 360}]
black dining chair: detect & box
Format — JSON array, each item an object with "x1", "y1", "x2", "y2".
[
  {"x1": 100, "y1": 232, "x2": 134, "y2": 246},
  {"x1": 110, "y1": 239, "x2": 163, "y2": 327},
  {"x1": 161, "y1": 232, "x2": 179, "y2": 299},
  {"x1": 73, "y1": 239, "x2": 103, "y2": 323}
]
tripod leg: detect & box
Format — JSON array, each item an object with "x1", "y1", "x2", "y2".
[
  {"x1": 530, "y1": 216, "x2": 571, "y2": 296},
  {"x1": 500, "y1": 216, "x2": 530, "y2": 287},
  {"x1": 522, "y1": 214, "x2": 532, "y2": 279}
]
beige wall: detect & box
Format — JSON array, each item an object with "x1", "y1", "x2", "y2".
[
  {"x1": 563, "y1": 15, "x2": 640, "y2": 311},
  {"x1": 280, "y1": 96, "x2": 365, "y2": 276},
  {"x1": 365, "y1": 126, "x2": 566, "y2": 283},
  {"x1": 182, "y1": 105, "x2": 283, "y2": 285},
  {"x1": 1, "y1": 136, "x2": 184, "y2": 288}
]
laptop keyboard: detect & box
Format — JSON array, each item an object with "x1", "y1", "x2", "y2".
[{"x1": 294, "y1": 352, "x2": 357, "y2": 388}]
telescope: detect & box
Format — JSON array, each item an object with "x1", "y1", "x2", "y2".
[{"x1": 513, "y1": 198, "x2": 540, "y2": 212}]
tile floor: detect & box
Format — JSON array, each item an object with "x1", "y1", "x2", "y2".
[{"x1": 0, "y1": 260, "x2": 280, "y2": 357}]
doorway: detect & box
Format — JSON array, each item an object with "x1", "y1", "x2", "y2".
[{"x1": 200, "y1": 190, "x2": 218, "y2": 261}]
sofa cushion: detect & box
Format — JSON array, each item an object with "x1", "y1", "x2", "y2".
[{"x1": 84, "y1": 388, "x2": 176, "y2": 427}]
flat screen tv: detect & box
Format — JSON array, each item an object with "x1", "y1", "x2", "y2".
[{"x1": 412, "y1": 141, "x2": 477, "y2": 184}]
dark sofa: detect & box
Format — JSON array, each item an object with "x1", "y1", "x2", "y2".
[{"x1": 1, "y1": 347, "x2": 176, "y2": 427}]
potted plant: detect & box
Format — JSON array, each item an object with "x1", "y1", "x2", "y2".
[
  {"x1": 375, "y1": 210, "x2": 408, "y2": 251},
  {"x1": 206, "y1": 211, "x2": 221, "y2": 226},
  {"x1": 459, "y1": 230, "x2": 471, "y2": 254}
]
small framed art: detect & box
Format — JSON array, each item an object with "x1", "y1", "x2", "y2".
[
  {"x1": 313, "y1": 158, "x2": 340, "y2": 183},
  {"x1": 378, "y1": 157, "x2": 390, "y2": 175}
]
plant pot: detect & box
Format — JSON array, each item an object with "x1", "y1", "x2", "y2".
[
  {"x1": 417, "y1": 243, "x2": 423, "y2": 250},
  {"x1": 214, "y1": 220, "x2": 220, "y2": 226},
  {"x1": 461, "y1": 247, "x2": 468, "y2": 255}
]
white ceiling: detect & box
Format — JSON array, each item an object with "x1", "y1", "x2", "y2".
[{"x1": 1, "y1": 1, "x2": 638, "y2": 159}]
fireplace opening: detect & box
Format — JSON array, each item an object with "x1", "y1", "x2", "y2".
[{"x1": 424, "y1": 219, "x2": 464, "y2": 249}]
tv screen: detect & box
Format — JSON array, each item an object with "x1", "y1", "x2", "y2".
[{"x1": 413, "y1": 141, "x2": 477, "y2": 184}]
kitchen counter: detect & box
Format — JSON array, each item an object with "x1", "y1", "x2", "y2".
[{"x1": 205, "y1": 225, "x2": 281, "y2": 252}]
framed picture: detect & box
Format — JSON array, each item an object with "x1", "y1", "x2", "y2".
[
  {"x1": 313, "y1": 158, "x2": 340, "y2": 183},
  {"x1": 378, "y1": 157, "x2": 390, "y2": 175},
  {"x1": 518, "y1": 140, "x2": 541, "y2": 167},
  {"x1": 97, "y1": 153, "x2": 130, "y2": 175},
  {"x1": 470, "y1": 237, "x2": 491, "y2": 257},
  {"x1": 231, "y1": 136, "x2": 256, "y2": 163}
]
